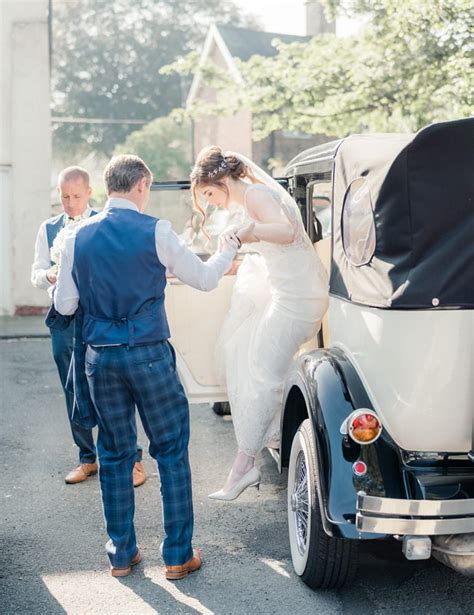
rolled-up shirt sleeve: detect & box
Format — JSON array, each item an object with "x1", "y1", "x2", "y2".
[
  {"x1": 31, "y1": 223, "x2": 52, "y2": 289},
  {"x1": 54, "y1": 231, "x2": 79, "y2": 315},
  {"x1": 156, "y1": 220, "x2": 236, "y2": 291}
]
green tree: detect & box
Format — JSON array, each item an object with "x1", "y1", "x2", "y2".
[
  {"x1": 51, "y1": 0, "x2": 258, "y2": 156},
  {"x1": 169, "y1": 0, "x2": 473, "y2": 138},
  {"x1": 114, "y1": 116, "x2": 192, "y2": 179}
]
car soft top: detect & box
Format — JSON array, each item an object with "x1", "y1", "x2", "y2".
[{"x1": 329, "y1": 117, "x2": 474, "y2": 309}]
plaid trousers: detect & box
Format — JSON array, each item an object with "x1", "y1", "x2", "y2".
[{"x1": 85, "y1": 340, "x2": 193, "y2": 568}]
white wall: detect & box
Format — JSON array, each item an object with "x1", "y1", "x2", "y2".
[
  {"x1": 0, "y1": 1, "x2": 51, "y2": 314},
  {"x1": 0, "y1": 166, "x2": 12, "y2": 312}
]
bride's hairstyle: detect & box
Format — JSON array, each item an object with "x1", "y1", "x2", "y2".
[{"x1": 190, "y1": 146, "x2": 260, "y2": 221}]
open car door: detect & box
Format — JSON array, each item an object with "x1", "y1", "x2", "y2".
[
  {"x1": 150, "y1": 177, "x2": 304, "y2": 403},
  {"x1": 149, "y1": 181, "x2": 244, "y2": 403}
]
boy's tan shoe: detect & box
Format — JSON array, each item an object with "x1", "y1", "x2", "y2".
[
  {"x1": 111, "y1": 550, "x2": 142, "y2": 577},
  {"x1": 64, "y1": 462, "x2": 98, "y2": 484},
  {"x1": 133, "y1": 461, "x2": 146, "y2": 487},
  {"x1": 165, "y1": 549, "x2": 202, "y2": 580}
]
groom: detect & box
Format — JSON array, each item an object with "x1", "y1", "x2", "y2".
[{"x1": 54, "y1": 154, "x2": 243, "y2": 578}]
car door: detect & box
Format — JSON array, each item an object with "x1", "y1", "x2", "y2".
[
  {"x1": 150, "y1": 177, "x2": 312, "y2": 403},
  {"x1": 149, "y1": 181, "x2": 245, "y2": 403}
]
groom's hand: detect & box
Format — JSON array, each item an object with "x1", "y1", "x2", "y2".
[{"x1": 218, "y1": 231, "x2": 240, "y2": 252}]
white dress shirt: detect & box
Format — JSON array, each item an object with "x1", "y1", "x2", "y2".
[
  {"x1": 54, "y1": 197, "x2": 237, "y2": 316},
  {"x1": 31, "y1": 206, "x2": 94, "y2": 290}
]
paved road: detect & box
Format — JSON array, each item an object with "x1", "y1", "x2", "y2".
[{"x1": 1, "y1": 338, "x2": 473, "y2": 614}]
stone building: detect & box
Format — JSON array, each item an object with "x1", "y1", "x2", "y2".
[{"x1": 0, "y1": 0, "x2": 51, "y2": 314}]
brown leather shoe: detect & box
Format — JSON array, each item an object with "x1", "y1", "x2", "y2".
[
  {"x1": 165, "y1": 549, "x2": 202, "y2": 580},
  {"x1": 111, "y1": 550, "x2": 141, "y2": 577},
  {"x1": 64, "y1": 462, "x2": 98, "y2": 484},
  {"x1": 133, "y1": 461, "x2": 146, "y2": 488}
]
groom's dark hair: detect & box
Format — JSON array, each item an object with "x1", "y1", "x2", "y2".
[{"x1": 104, "y1": 155, "x2": 153, "y2": 195}]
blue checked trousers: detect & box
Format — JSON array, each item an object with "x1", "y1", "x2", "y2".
[{"x1": 85, "y1": 340, "x2": 194, "y2": 568}]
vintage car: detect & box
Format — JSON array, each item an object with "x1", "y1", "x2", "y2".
[{"x1": 149, "y1": 117, "x2": 474, "y2": 589}]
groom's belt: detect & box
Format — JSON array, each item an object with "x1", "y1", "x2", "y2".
[
  {"x1": 90, "y1": 340, "x2": 165, "y2": 348},
  {"x1": 82, "y1": 301, "x2": 170, "y2": 347}
]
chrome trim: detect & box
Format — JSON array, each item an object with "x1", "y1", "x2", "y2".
[
  {"x1": 356, "y1": 515, "x2": 474, "y2": 536},
  {"x1": 357, "y1": 493, "x2": 474, "y2": 517},
  {"x1": 356, "y1": 492, "x2": 474, "y2": 536}
]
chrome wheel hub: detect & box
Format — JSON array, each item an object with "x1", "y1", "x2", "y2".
[{"x1": 292, "y1": 450, "x2": 309, "y2": 556}]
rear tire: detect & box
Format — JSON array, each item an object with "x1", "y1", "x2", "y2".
[
  {"x1": 212, "y1": 402, "x2": 231, "y2": 416},
  {"x1": 287, "y1": 419, "x2": 359, "y2": 589}
]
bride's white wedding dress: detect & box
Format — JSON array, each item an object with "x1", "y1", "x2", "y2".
[{"x1": 217, "y1": 183, "x2": 329, "y2": 457}]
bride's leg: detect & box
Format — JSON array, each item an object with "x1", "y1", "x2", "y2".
[
  {"x1": 208, "y1": 449, "x2": 260, "y2": 500},
  {"x1": 222, "y1": 450, "x2": 255, "y2": 491}
]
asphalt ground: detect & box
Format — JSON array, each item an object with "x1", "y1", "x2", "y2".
[{"x1": 1, "y1": 337, "x2": 473, "y2": 614}]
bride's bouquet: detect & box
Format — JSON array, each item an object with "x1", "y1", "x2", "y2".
[{"x1": 50, "y1": 219, "x2": 83, "y2": 269}]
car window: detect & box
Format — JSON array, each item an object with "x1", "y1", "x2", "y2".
[
  {"x1": 341, "y1": 177, "x2": 376, "y2": 266},
  {"x1": 310, "y1": 181, "x2": 332, "y2": 241},
  {"x1": 148, "y1": 187, "x2": 246, "y2": 256}
]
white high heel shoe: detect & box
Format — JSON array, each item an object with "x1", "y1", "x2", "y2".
[{"x1": 208, "y1": 467, "x2": 261, "y2": 501}]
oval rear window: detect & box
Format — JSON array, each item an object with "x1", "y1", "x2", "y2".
[{"x1": 342, "y1": 177, "x2": 376, "y2": 266}]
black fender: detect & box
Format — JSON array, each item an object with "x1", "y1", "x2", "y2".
[{"x1": 280, "y1": 347, "x2": 404, "y2": 539}]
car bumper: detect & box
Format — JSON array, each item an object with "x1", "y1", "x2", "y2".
[{"x1": 356, "y1": 492, "x2": 474, "y2": 535}]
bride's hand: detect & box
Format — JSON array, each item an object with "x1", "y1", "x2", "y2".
[
  {"x1": 223, "y1": 223, "x2": 239, "y2": 235},
  {"x1": 236, "y1": 221, "x2": 258, "y2": 244}
]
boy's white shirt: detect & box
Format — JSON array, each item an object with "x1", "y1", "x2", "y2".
[{"x1": 31, "y1": 206, "x2": 93, "y2": 290}]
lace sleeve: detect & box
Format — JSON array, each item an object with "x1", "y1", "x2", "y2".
[{"x1": 243, "y1": 184, "x2": 305, "y2": 245}]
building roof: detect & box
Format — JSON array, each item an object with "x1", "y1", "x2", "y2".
[
  {"x1": 187, "y1": 24, "x2": 310, "y2": 105},
  {"x1": 216, "y1": 25, "x2": 310, "y2": 62}
]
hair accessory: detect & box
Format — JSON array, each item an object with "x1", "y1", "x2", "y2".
[{"x1": 208, "y1": 159, "x2": 228, "y2": 178}]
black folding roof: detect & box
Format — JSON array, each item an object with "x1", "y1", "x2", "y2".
[{"x1": 287, "y1": 118, "x2": 474, "y2": 309}]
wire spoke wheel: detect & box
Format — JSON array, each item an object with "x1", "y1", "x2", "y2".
[
  {"x1": 287, "y1": 419, "x2": 359, "y2": 589},
  {"x1": 293, "y1": 451, "x2": 310, "y2": 556}
]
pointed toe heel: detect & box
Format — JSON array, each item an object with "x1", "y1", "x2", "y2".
[{"x1": 208, "y1": 467, "x2": 261, "y2": 501}]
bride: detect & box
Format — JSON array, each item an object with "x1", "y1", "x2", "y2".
[{"x1": 191, "y1": 146, "x2": 329, "y2": 501}]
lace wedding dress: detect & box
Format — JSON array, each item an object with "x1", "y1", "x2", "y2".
[{"x1": 217, "y1": 182, "x2": 329, "y2": 457}]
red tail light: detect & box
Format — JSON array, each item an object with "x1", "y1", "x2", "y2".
[
  {"x1": 353, "y1": 461, "x2": 367, "y2": 476},
  {"x1": 347, "y1": 410, "x2": 382, "y2": 445}
]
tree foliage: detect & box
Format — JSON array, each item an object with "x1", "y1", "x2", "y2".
[
  {"x1": 170, "y1": 0, "x2": 473, "y2": 138},
  {"x1": 114, "y1": 116, "x2": 192, "y2": 179},
  {"x1": 52, "y1": 0, "x2": 258, "y2": 155}
]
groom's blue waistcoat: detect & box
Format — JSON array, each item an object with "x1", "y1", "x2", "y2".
[
  {"x1": 72, "y1": 207, "x2": 170, "y2": 347},
  {"x1": 46, "y1": 214, "x2": 66, "y2": 259}
]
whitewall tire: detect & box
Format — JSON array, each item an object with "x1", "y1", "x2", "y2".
[{"x1": 287, "y1": 419, "x2": 359, "y2": 589}]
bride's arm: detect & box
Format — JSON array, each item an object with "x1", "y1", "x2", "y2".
[{"x1": 240, "y1": 188, "x2": 295, "y2": 245}]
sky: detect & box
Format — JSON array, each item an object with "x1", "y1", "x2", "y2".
[{"x1": 234, "y1": 0, "x2": 360, "y2": 37}]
